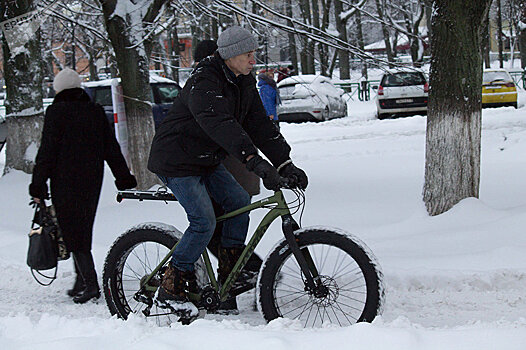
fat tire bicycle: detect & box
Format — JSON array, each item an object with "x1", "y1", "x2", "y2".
[{"x1": 102, "y1": 186, "x2": 385, "y2": 327}]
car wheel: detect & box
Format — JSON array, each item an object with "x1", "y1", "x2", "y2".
[
  {"x1": 377, "y1": 113, "x2": 389, "y2": 120},
  {"x1": 322, "y1": 106, "x2": 330, "y2": 121},
  {"x1": 513, "y1": 102, "x2": 518, "y2": 109}
]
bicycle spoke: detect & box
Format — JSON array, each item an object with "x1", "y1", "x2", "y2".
[
  {"x1": 339, "y1": 277, "x2": 366, "y2": 290},
  {"x1": 332, "y1": 263, "x2": 361, "y2": 280},
  {"x1": 329, "y1": 304, "x2": 343, "y2": 327},
  {"x1": 276, "y1": 280, "x2": 306, "y2": 292},
  {"x1": 302, "y1": 301, "x2": 316, "y2": 327},
  {"x1": 338, "y1": 286, "x2": 367, "y2": 294},
  {"x1": 331, "y1": 248, "x2": 344, "y2": 277},
  {"x1": 278, "y1": 270, "x2": 304, "y2": 281},
  {"x1": 282, "y1": 298, "x2": 312, "y2": 316},
  {"x1": 338, "y1": 293, "x2": 367, "y2": 304},
  {"x1": 276, "y1": 293, "x2": 309, "y2": 308},
  {"x1": 275, "y1": 290, "x2": 306, "y2": 299},
  {"x1": 331, "y1": 299, "x2": 365, "y2": 313},
  {"x1": 131, "y1": 248, "x2": 149, "y2": 274},
  {"x1": 333, "y1": 299, "x2": 355, "y2": 324}
]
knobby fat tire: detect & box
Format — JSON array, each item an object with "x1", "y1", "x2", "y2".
[{"x1": 257, "y1": 229, "x2": 383, "y2": 326}]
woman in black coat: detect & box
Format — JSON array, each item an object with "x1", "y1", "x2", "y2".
[{"x1": 29, "y1": 68, "x2": 136, "y2": 304}]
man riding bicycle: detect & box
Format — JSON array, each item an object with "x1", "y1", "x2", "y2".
[{"x1": 147, "y1": 26, "x2": 308, "y2": 315}]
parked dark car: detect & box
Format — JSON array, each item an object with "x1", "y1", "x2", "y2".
[{"x1": 83, "y1": 75, "x2": 181, "y2": 130}]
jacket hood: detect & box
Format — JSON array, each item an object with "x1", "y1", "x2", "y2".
[
  {"x1": 53, "y1": 88, "x2": 92, "y2": 104},
  {"x1": 257, "y1": 73, "x2": 277, "y2": 90}
]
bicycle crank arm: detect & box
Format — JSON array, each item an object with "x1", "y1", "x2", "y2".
[{"x1": 281, "y1": 215, "x2": 319, "y2": 292}]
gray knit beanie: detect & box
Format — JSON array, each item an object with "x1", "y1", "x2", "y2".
[
  {"x1": 53, "y1": 68, "x2": 81, "y2": 93},
  {"x1": 217, "y1": 26, "x2": 258, "y2": 60}
]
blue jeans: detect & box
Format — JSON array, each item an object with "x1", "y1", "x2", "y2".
[{"x1": 158, "y1": 165, "x2": 250, "y2": 272}]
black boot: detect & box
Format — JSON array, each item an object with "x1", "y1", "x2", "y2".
[
  {"x1": 72, "y1": 251, "x2": 101, "y2": 304},
  {"x1": 215, "y1": 247, "x2": 258, "y2": 315},
  {"x1": 218, "y1": 246, "x2": 258, "y2": 293},
  {"x1": 67, "y1": 262, "x2": 85, "y2": 297}
]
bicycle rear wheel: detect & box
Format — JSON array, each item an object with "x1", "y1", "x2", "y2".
[
  {"x1": 102, "y1": 223, "x2": 208, "y2": 326},
  {"x1": 258, "y1": 228, "x2": 384, "y2": 327}
]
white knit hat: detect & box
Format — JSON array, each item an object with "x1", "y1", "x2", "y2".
[{"x1": 53, "y1": 68, "x2": 81, "y2": 93}]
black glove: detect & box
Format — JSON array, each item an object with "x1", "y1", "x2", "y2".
[
  {"x1": 279, "y1": 161, "x2": 308, "y2": 190},
  {"x1": 246, "y1": 155, "x2": 282, "y2": 191},
  {"x1": 115, "y1": 174, "x2": 137, "y2": 190},
  {"x1": 29, "y1": 182, "x2": 49, "y2": 200}
]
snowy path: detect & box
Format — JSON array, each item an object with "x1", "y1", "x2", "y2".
[{"x1": 1, "y1": 102, "x2": 526, "y2": 348}]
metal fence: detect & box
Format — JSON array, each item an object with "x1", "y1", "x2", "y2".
[{"x1": 335, "y1": 81, "x2": 380, "y2": 101}]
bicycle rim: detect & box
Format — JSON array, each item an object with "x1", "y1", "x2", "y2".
[
  {"x1": 273, "y1": 243, "x2": 368, "y2": 327},
  {"x1": 114, "y1": 241, "x2": 180, "y2": 326}
]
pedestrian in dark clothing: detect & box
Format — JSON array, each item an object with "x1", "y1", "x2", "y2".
[
  {"x1": 258, "y1": 69, "x2": 281, "y2": 128},
  {"x1": 193, "y1": 39, "x2": 219, "y2": 63},
  {"x1": 29, "y1": 68, "x2": 137, "y2": 304},
  {"x1": 277, "y1": 65, "x2": 295, "y2": 83},
  {"x1": 148, "y1": 26, "x2": 308, "y2": 317},
  {"x1": 193, "y1": 39, "x2": 263, "y2": 313}
]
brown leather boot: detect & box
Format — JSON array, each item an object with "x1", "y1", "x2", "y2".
[
  {"x1": 157, "y1": 264, "x2": 188, "y2": 303},
  {"x1": 154, "y1": 264, "x2": 199, "y2": 317}
]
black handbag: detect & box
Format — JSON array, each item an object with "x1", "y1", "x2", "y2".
[{"x1": 27, "y1": 202, "x2": 70, "y2": 285}]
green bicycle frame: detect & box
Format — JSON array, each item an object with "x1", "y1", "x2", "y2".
[{"x1": 140, "y1": 190, "x2": 291, "y2": 302}]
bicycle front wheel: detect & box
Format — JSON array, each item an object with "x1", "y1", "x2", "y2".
[{"x1": 258, "y1": 228, "x2": 384, "y2": 327}]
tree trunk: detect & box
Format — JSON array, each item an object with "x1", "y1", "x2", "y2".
[
  {"x1": 355, "y1": 10, "x2": 368, "y2": 79},
  {"x1": 1, "y1": 0, "x2": 44, "y2": 175},
  {"x1": 312, "y1": 0, "x2": 327, "y2": 76},
  {"x1": 520, "y1": 6, "x2": 526, "y2": 69},
  {"x1": 88, "y1": 48, "x2": 99, "y2": 81},
  {"x1": 424, "y1": 0, "x2": 433, "y2": 52},
  {"x1": 299, "y1": 0, "x2": 315, "y2": 74},
  {"x1": 168, "y1": 25, "x2": 180, "y2": 83},
  {"x1": 409, "y1": 3, "x2": 425, "y2": 66},
  {"x1": 497, "y1": 0, "x2": 504, "y2": 68},
  {"x1": 375, "y1": 0, "x2": 394, "y2": 67},
  {"x1": 285, "y1": 0, "x2": 299, "y2": 73},
  {"x1": 100, "y1": 0, "x2": 160, "y2": 189},
  {"x1": 423, "y1": 0, "x2": 491, "y2": 216},
  {"x1": 482, "y1": 9, "x2": 491, "y2": 68},
  {"x1": 334, "y1": 0, "x2": 350, "y2": 79}
]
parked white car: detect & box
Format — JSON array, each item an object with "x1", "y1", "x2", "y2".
[
  {"x1": 277, "y1": 75, "x2": 347, "y2": 122},
  {"x1": 375, "y1": 69, "x2": 428, "y2": 119}
]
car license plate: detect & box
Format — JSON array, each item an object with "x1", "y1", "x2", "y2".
[{"x1": 396, "y1": 98, "x2": 413, "y2": 103}]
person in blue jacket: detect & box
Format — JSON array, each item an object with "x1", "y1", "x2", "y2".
[{"x1": 257, "y1": 70, "x2": 281, "y2": 128}]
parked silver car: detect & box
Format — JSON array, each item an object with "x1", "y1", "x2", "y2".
[
  {"x1": 375, "y1": 69, "x2": 428, "y2": 119},
  {"x1": 277, "y1": 75, "x2": 347, "y2": 122}
]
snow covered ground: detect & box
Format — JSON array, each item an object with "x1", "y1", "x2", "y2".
[{"x1": 1, "y1": 92, "x2": 526, "y2": 349}]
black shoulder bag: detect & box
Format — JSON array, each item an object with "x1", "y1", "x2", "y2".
[{"x1": 27, "y1": 201, "x2": 70, "y2": 285}]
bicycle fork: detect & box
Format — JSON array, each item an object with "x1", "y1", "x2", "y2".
[{"x1": 281, "y1": 214, "x2": 325, "y2": 296}]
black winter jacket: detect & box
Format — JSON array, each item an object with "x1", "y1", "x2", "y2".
[
  {"x1": 29, "y1": 88, "x2": 134, "y2": 252},
  {"x1": 147, "y1": 53, "x2": 291, "y2": 177}
]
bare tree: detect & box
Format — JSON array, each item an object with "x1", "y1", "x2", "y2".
[
  {"x1": 374, "y1": 0, "x2": 395, "y2": 66},
  {"x1": 520, "y1": 1, "x2": 526, "y2": 69},
  {"x1": 98, "y1": 0, "x2": 168, "y2": 189},
  {"x1": 385, "y1": 0, "x2": 427, "y2": 66},
  {"x1": 423, "y1": 0, "x2": 492, "y2": 216},
  {"x1": 1, "y1": 0, "x2": 44, "y2": 174},
  {"x1": 496, "y1": 0, "x2": 504, "y2": 67}
]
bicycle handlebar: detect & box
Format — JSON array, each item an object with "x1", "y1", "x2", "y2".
[{"x1": 116, "y1": 178, "x2": 302, "y2": 203}]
